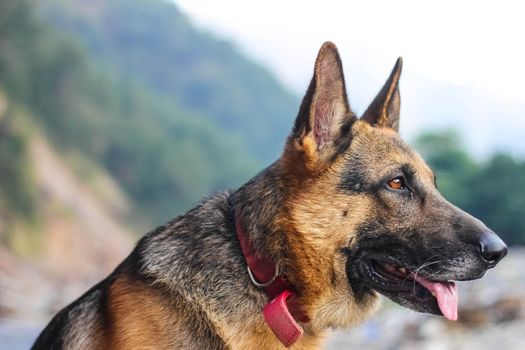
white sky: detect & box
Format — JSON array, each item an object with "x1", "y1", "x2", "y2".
[
  {"x1": 176, "y1": 0, "x2": 525, "y2": 99},
  {"x1": 174, "y1": 0, "x2": 525, "y2": 156}
]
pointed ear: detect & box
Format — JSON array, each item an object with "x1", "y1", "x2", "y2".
[
  {"x1": 290, "y1": 42, "x2": 356, "y2": 171},
  {"x1": 361, "y1": 57, "x2": 403, "y2": 132}
]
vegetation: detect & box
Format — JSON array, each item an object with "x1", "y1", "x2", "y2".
[
  {"x1": 38, "y1": 0, "x2": 298, "y2": 163},
  {"x1": 0, "y1": 0, "x2": 268, "y2": 225},
  {"x1": 0, "y1": 0, "x2": 523, "y2": 247},
  {"x1": 0, "y1": 105, "x2": 35, "y2": 222}
]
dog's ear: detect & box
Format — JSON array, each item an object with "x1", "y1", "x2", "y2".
[
  {"x1": 289, "y1": 41, "x2": 356, "y2": 172},
  {"x1": 361, "y1": 57, "x2": 402, "y2": 132}
]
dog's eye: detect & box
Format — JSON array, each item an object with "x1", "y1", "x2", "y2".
[{"x1": 387, "y1": 177, "x2": 406, "y2": 190}]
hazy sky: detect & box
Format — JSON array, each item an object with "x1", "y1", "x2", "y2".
[{"x1": 175, "y1": 0, "x2": 525, "y2": 156}]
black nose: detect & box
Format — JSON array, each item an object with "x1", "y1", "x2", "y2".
[{"x1": 479, "y1": 231, "x2": 508, "y2": 267}]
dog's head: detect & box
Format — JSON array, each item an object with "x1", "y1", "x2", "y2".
[{"x1": 279, "y1": 42, "x2": 507, "y2": 326}]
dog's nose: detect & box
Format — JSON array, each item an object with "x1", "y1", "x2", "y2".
[{"x1": 479, "y1": 230, "x2": 508, "y2": 268}]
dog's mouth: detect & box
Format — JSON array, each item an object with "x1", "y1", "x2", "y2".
[{"x1": 358, "y1": 258, "x2": 458, "y2": 320}]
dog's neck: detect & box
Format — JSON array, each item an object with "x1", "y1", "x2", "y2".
[
  {"x1": 229, "y1": 161, "x2": 288, "y2": 266},
  {"x1": 231, "y1": 161, "x2": 314, "y2": 347}
]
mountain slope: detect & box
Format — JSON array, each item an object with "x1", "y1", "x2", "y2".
[
  {"x1": 2, "y1": 0, "x2": 299, "y2": 225},
  {"x1": 38, "y1": 0, "x2": 299, "y2": 163}
]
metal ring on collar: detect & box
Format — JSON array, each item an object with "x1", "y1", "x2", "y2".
[{"x1": 246, "y1": 265, "x2": 279, "y2": 288}]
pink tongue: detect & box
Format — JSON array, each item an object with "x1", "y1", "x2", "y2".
[{"x1": 414, "y1": 276, "x2": 458, "y2": 321}]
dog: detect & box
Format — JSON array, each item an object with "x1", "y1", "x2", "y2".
[{"x1": 32, "y1": 42, "x2": 507, "y2": 349}]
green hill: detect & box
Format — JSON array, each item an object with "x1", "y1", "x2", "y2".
[
  {"x1": 37, "y1": 0, "x2": 298, "y2": 162},
  {"x1": 0, "y1": 0, "x2": 298, "y2": 228}
]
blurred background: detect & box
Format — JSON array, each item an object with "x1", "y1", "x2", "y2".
[{"x1": 0, "y1": 0, "x2": 523, "y2": 348}]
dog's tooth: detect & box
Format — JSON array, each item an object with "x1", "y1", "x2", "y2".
[
  {"x1": 431, "y1": 292, "x2": 436, "y2": 297},
  {"x1": 398, "y1": 267, "x2": 407, "y2": 274}
]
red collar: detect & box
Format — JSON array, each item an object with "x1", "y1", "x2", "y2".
[{"x1": 235, "y1": 214, "x2": 308, "y2": 347}]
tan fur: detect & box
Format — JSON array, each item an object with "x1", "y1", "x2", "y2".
[
  {"x1": 106, "y1": 277, "x2": 179, "y2": 349},
  {"x1": 226, "y1": 318, "x2": 326, "y2": 350},
  {"x1": 105, "y1": 276, "x2": 329, "y2": 350},
  {"x1": 280, "y1": 130, "x2": 381, "y2": 330}
]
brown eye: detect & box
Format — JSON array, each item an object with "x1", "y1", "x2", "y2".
[{"x1": 388, "y1": 177, "x2": 405, "y2": 190}]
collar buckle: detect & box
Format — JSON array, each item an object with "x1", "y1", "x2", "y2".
[{"x1": 246, "y1": 265, "x2": 279, "y2": 288}]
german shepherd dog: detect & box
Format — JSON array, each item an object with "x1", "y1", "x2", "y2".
[{"x1": 33, "y1": 42, "x2": 507, "y2": 349}]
